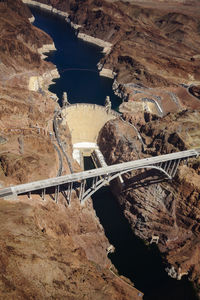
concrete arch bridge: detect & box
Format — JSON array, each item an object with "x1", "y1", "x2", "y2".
[{"x1": 0, "y1": 148, "x2": 199, "y2": 204}]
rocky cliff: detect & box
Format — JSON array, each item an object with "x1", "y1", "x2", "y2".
[
  {"x1": 0, "y1": 1, "x2": 142, "y2": 299},
  {"x1": 98, "y1": 111, "x2": 200, "y2": 295},
  {"x1": 0, "y1": 0, "x2": 57, "y2": 87},
  {"x1": 0, "y1": 0, "x2": 58, "y2": 185}
]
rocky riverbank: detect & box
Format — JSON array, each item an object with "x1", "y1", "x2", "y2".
[{"x1": 0, "y1": 1, "x2": 143, "y2": 299}]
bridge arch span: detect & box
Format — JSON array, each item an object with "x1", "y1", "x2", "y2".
[
  {"x1": 81, "y1": 164, "x2": 173, "y2": 203},
  {"x1": 1, "y1": 149, "x2": 199, "y2": 204}
]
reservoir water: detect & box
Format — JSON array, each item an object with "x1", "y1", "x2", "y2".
[
  {"x1": 31, "y1": 8, "x2": 198, "y2": 300},
  {"x1": 32, "y1": 9, "x2": 121, "y2": 109}
]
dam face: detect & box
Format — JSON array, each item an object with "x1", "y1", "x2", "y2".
[
  {"x1": 61, "y1": 103, "x2": 119, "y2": 167},
  {"x1": 61, "y1": 103, "x2": 119, "y2": 145}
]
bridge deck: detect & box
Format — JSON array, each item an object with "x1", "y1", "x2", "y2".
[{"x1": 0, "y1": 148, "x2": 199, "y2": 198}]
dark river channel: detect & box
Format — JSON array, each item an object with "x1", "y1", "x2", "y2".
[{"x1": 31, "y1": 8, "x2": 198, "y2": 300}]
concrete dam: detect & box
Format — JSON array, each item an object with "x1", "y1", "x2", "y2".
[
  {"x1": 61, "y1": 103, "x2": 119, "y2": 144},
  {"x1": 61, "y1": 103, "x2": 119, "y2": 166}
]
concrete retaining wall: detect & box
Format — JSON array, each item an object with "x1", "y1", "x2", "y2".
[{"x1": 61, "y1": 104, "x2": 119, "y2": 144}]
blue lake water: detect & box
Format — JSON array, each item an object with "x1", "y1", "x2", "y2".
[
  {"x1": 31, "y1": 8, "x2": 198, "y2": 300},
  {"x1": 32, "y1": 9, "x2": 121, "y2": 109}
]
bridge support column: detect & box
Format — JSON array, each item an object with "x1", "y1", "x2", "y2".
[
  {"x1": 169, "y1": 160, "x2": 176, "y2": 178},
  {"x1": 169, "y1": 159, "x2": 181, "y2": 178},
  {"x1": 165, "y1": 160, "x2": 172, "y2": 174},
  {"x1": 92, "y1": 176, "x2": 98, "y2": 189},
  {"x1": 104, "y1": 174, "x2": 111, "y2": 185},
  {"x1": 162, "y1": 162, "x2": 167, "y2": 171},
  {"x1": 55, "y1": 185, "x2": 59, "y2": 203},
  {"x1": 28, "y1": 191, "x2": 31, "y2": 199},
  {"x1": 159, "y1": 162, "x2": 164, "y2": 169},
  {"x1": 171, "y1": 159, "x2": 181, "y2": 177},
  {"x1": 66, "y1": 182, "x2": 73, "y2": 205},
  {"x1": 79, "y1": 180, "x2": 86, "y2": 203},
  {"x1": 41, "y1": 188, "x2": 46, "y2": 200}
]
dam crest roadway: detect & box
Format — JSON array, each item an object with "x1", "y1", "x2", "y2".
[{"x1": 0, "y1": 103, "x2": 200, "y2": 205}]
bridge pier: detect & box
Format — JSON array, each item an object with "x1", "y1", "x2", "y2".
[
  {"x1": 155, "y1": 158, "x2": 181, "y2": 179},
  {"x1": 91, "y1": 176, "x2": 98, "y2": 190},
  {"x1": 163, "y1": 161, "x2": 169, "y2": 172},
  {"x1": 169, "y1": 159, "x2": 180, "y2": 178},
  {"x1": 169, "y1": 160, "x2": 176, "y2": 178},
  {"x1": 55, "y1": 185, "x2": 59, "y2": 203},
  {"x1": 41, "y1": 188, "x2": 46, "y2": 200},
  {"x1": 172, "y1": 159, "x2": 181, "y2": 177},
  {"x1": 165, "y1": 160, "x2": 172, "y2": 174},
  {"x1": 67, "y1": 182, "x2": 73, "y2": 204},
  {"x1": 28, "y1": 191, "x2": 32, "y2": 199},
  {"x1": 79, "y1": 180, "x2": 86, "y2": 202}
]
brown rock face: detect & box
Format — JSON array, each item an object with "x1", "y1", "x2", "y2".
[
  {"x1": 2, "y1": 0, "x2": 32, "y2": 18},
  {"x1": 0, "y1": 1, "x2": 54, "y2": 86},
  {"x1": 0, "y1": 197, "x2": 141, "y2": 300},
  {"x1": 98, "y1": 112, "x2": 200, "y2": 292},
  {"x1": 0, "y1": 1, "x2": 58, "y2": 185},
  {"x1": 0, "y1": 84, "x2": 58, "y2": 185}
]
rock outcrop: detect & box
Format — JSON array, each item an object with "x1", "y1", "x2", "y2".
[{"x1": 0, "y1": 196, "x2": 142, "y2": 300}]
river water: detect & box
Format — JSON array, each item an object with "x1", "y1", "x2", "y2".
[{"x1": 31, "y1": 8, "x2": 198, "y2": 300}]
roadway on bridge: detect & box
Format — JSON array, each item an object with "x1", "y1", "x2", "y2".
[{"x1": 0, "y1": 148, "x2": 199, "y2": 198}]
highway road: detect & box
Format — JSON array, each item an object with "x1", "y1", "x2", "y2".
[{"x1": 0, "y1": 148, "x2": 199, "y2": 199}]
